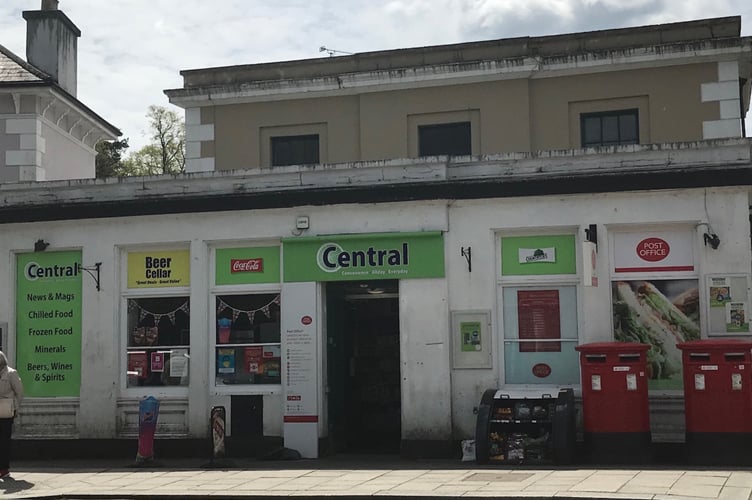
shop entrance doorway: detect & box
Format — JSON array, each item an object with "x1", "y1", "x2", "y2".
[{"x1": 326, "y1": 280, "x2": 401, "y2": 454}]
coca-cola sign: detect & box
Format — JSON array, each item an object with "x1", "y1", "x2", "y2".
[
  {"x1": 636, "y1": 238, "x2": 669, "y2": 262},
  {"x1": 231, "y1": 258, "x2": 264, "y2": 273}
]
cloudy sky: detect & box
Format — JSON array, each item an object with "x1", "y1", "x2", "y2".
[{"x1": 1, "y1": 0, "x2": 751, "y2": 152}]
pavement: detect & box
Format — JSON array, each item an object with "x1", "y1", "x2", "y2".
[{"x1": 1, "y1": 456, "x2": 752, "y2": 500}]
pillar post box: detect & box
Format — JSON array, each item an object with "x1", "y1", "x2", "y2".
[
  {"x1": 677, "y1": 339, "x2": 752, "y2": 465},
  {"x1": 576, "y1": 342, "x2": 651, "y2": 463}
]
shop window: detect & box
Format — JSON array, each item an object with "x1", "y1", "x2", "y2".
[
  {"x1": 580, "y1": 109, "x2": 639, "y2": 147},
  {"x1": 418, "y1": 122, "x2": 471, "y2": 157},
  {"x1": 271, "y1": 134, "x2": 319, "y2": 166},
  {"x1": 127, "y1": 297, "x2": 190, "y2": 387},
  {"x1": 501, "y1": 286, "x2": 580, "y2": 385},
  {"x1": 499, "y1": 234, "x2": 580, "y2": 385},
  {"x1": 612, "y1": 279, "x2": 700, "y2": 391},
  {"x1": 215, "y1": 293, "x2": 281, "y2": 385}
]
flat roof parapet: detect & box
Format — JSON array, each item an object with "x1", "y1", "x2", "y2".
[{"x1": 173, "y1": 16, "x2": 741, "y2": 88}]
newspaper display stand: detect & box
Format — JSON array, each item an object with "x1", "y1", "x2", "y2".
[{"x1": 475, "y1": 388, "x2": 575, "y2": 465}]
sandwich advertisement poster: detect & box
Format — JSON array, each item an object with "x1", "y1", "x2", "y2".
[{"x1": 612, "y1": 279, "x2": 700, "y2": 390}]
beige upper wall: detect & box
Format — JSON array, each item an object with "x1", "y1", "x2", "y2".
[
  {"x1": 213, "y1": 96, "x2": 360, "y2": 170},
  {"x1": 209, "y1": 62, "x2": 721, "y2": 170},
  {"x1": 531, "y1": 63, "x2": 720, "y2": 150}
]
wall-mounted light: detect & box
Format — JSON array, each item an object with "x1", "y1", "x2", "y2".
[
  {"x1": 34, "y1": 239, "x2": 49, "y2": 252},
  {"x1": 461, "y1": 246, "x2": 472, "y2": 272},
  {"x1": 703, "y1": 232, "x2": 721, "y2": 249},
  {"x1": 585, "y1": 224, "x2": 598, "y2": 251},
  {"x1": 698, "y1": 223, "x2": 720, "y2": 250}
]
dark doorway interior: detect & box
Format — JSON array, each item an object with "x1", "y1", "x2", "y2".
[{"x1": 326, "y1": 280, "x2": 401, "y2": 454}]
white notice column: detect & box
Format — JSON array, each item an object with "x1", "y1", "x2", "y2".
[{"x1": 281, "y1": 281, "x2": 319, "y2": 458}]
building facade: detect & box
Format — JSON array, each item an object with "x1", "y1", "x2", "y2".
[{"x1": 0, "y1": 16, "x2": 751, "y2": 459}]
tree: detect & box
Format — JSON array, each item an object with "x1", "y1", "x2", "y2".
[
  {"x1": 126, "y1": 105, "x2": 185, "y2": 175},
  {"x1": 95, "y1": 138, "x2": 131, "y2": 178}
]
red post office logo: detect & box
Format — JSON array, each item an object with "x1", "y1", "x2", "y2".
[
  {"x1": 532, "y1": 363, "x2": 552, "y2": 378},
  {"x1": 301, "y1": 315, "x2": 313, "y2": 325},
  {"x1": 636, "y1": 238, "x2": 669, "y2": 262},
  {"x1": 230, "y1": 258, "x2": 263, "y2": 273}
]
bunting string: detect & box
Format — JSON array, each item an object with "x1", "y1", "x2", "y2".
[
  {"x1": 216, "y1": 295, "x2": 280, "y2": 324},
  {"x1": 133, "y1": 300, "x2": 190, "y2": 324}
]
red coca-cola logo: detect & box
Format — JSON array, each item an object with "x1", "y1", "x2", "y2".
[
  {"x1": 231, "y1": 258, "x2": 263, "y2": 273},
  {"x1": 636, "y1": 238, "x2": 670, "y2": 262},
  {"x1": 301, "y1": 315, "x2": 312, "y2": 325},
  {"x1": 532, "y1": 363, "x2": 552, "y2": 378}
]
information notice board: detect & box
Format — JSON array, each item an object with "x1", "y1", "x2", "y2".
[{"x1": 707, "y1": 274, "x2": 751, "y2": 335}]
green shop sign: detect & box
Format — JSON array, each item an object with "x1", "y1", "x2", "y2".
[
  {"x1": 16, "y1": 250, "x2": 82, "y2": 397},
  {"x1": 501, "y1": 234, "x2": 576, "y2": 276},
  {"x1": 283, "y1": 232, "x2": 445, "y2": 282}
]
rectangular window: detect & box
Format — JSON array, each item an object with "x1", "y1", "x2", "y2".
[
  {"x1": 127, "y1": 297, "x2": 190, "y2": 387},
  {"x1": 271, "y1": 134, "x2": 319, "y2": 166},
  {"x1": 580, "y1": 109, "x2": 639, "y2": 147},
  {"x1": 498, "y1": 234, "x2": 580, "y2": 385},
  {"x1": 215, "y1": 293, "x2": 281, "y2": 385},
  {"x1": 418, "y1": 122, "x2": 471, "y2": 157},
  {"x1": 502, "y1": 286, "x2": 580, "y2": 384}
]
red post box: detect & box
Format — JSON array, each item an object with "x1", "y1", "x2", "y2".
[
  {"x1": 575, "y1": 342, "x2": 651, "y2": 463},
  {"x1": 677, "y1": 339, "x2": 752, "y2": 465}
]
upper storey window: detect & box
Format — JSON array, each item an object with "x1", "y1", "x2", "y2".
[
  {"x1": 580, "y1": 109, "x2": 639, "y2": 148},
  {"x1": 418, "y1": 122, "x2": 471, "y2": 157},
  {"x1": 271, "y1": 134, "x2": 320, "y2": 166}
]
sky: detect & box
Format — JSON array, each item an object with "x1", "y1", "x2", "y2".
[{"x1": 1, "y1": 0, "x2": 751, "y2": 152}]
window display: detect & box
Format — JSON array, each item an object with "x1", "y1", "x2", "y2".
[
  {"x1": 126, "y1": 297, "x2": 190, "y2": 387},
  {"x1": 215, "y1": 293, "x2": 281, "y2": 385},
  {"x1": 612, "y1": 279, "x2": 700, "y2": 390}
]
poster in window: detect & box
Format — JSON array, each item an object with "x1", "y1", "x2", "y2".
[
  {"x1": 217, "y1": 348, "x2": 236, "y2": 374},
  {"x1": 612, "y1": 280, "x2": 700, "y2": 390},
  {"x1": 169, "y1": 349, "x2": 189, "y2": 378},
  {"x1": 128, "y1": 351, "x2": 148, "y2": 379},
  {"x1": 517, "y1": 290, "x2": 561, "y2": 352},
  {"x1": 460, "y1": 321, "x2": 482, "y2": 352},
  {"x1": 245, "y1": 346, "x2": 264, "y2": 374},
  {"x1": 726, "y1": 302, "x2": 750, "y2": 333},
  {"x1": 709, "y1": 277, "x2": 732, "y2": 307},
  {"x1": 150, "y1": 351, "x2": 164, "y2": 373}
]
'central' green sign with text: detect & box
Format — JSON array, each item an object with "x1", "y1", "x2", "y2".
[
  {"x1": 16, "y1": 251, "x2": 82, "y2": 397},
  {"x1": 283, "y1": 232, "x2": 445, "y2": 282}
]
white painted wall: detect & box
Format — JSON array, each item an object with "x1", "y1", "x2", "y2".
[
  {"x1": 41, "y1": 120, "x2": 95, "y2": 180},
  {"x1": 446, "y1": 187, "x2": 751, "y2": 440},
  {"x1": 0, "y1": 187, "x2": 749, "y2": 445}
]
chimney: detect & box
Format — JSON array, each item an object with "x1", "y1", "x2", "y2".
[{"x1": 23, "y1": 0, "x2": 81, "y2": 97}]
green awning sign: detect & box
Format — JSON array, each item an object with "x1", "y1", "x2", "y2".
[{"x1": 283, "y1": 232, "x2": 445, "y2": 282}]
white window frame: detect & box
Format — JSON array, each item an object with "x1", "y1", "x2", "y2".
[
  {"x1": 120, "y1": 246, "x2": 192, "y2": 398},
  {"x1": 495, "y1": 228, "x2": 583, "y2": 389},
  {"x1": 209, "y1": 244, "x2": 282, "y2": 396}
]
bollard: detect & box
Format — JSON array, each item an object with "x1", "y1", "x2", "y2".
[
  {"x1": 210, "y1": 406, "x2": 226, "y2": 461},
  {"x1": 136, "y1": 396, "x2": 160, "y2": 464}
]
